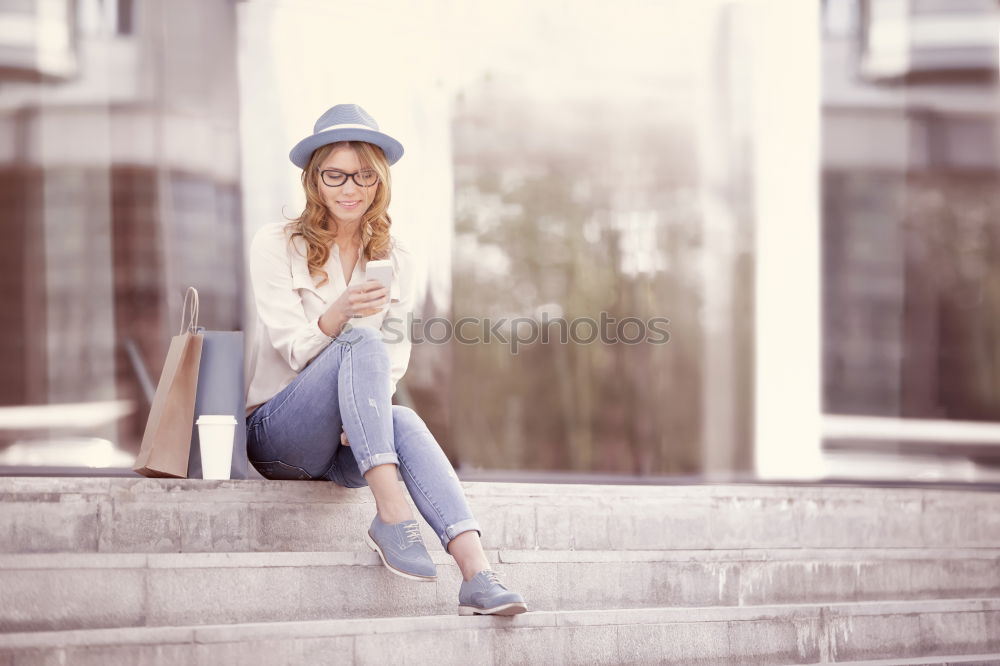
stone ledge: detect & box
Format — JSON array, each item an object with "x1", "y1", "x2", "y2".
[
  {"x1": 6, "y1": 547, "x2": 1000, "y2": 633},
  {"x1": 832, "y1": 655, "x2": 1000, "y2": 666},
  {"x1": 4, "y1": 476, "x2": 1000, "y2": 502},
  {"x1": 4, "y1": 478, "x2": 1000, "y2": 555},
  {"x1": 2, "y1": 547, "x2": 999, "y2": 570},
  {"x1": 1, "y1": 599, "x2": 999, "y2": 665}
]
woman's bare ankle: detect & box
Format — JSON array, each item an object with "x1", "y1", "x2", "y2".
[
  {"x1": 364, "y1": 464, "x2": 413, "y2": 524},
  {"x1": 377, "y1": 505, "x2": 414, "y2": 524}
]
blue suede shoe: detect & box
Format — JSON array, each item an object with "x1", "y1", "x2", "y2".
[
  {"x1": 365, "y1": 515, "x2": 437, "y2": 582},
  {"x1": 458, "y1": 569, "x2": 528, "y2": 616}
]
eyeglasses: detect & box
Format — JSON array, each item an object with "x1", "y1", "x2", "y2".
[{"x1": 318, "y1": 168, "x2": 379, "y2": 188}]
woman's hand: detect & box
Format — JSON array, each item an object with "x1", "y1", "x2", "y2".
[
  {"x1": 319, "y1": 280, "x2": 389, "y2": 336},
  {"x1": 340, "y1": 428, "x2": 350, "y2": 447}
]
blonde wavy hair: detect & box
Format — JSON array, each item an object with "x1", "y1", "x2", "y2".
[{"x1": 285, "y1": 141, "x2": 393, "y2": 287}]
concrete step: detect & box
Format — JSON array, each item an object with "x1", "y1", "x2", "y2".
[
  {"x1": 1, "y1": 599, "x2": 999, "y2": 665},
  {"x1": 3, "y1": 477, "x2": 1000, "y2": 554},
  {"x1": 835, "y1": 658, "x2": 1000, "y2": 666},
  {"x1": 3, "y1": 548, "x2": 1000, "y2": 633}
]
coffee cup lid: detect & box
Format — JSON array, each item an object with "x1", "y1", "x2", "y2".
[{"x1": 196, "y1": 414, "x2": 237, "y2": 425}]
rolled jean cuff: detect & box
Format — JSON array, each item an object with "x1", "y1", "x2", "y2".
[
  {"x1": 356, "y1": 452, "x2": 400, "y2": 478},
  {"x1": 442, "y1": 518, "x2": 482, "y2": 552}
]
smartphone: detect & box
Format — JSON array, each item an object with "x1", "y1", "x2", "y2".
[{"x1": 365, "y1": 259, "x2": 393, "y2": 309}]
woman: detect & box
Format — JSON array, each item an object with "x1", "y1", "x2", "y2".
[{"x1": 244, "y1": 104, "x2": 527, "y2": 616}]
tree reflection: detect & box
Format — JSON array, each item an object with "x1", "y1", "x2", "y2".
[{"x1": 448, "y1": 89, "x2": 705, "y2": 475}]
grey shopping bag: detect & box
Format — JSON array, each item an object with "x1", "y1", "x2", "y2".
[{"x1": 187, "y1": 327, "x2": 250, "y2": 480}]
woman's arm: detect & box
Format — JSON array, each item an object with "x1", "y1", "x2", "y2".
[
  {"x1": 249, "y1": 225, "x2": 335, "y2": 373},
  {"x1": 319, "y1": 283, "x2": 387, "y2": 336},
  {"x1": 250, "y1": 225, "x2": 390, "y2": 373}
]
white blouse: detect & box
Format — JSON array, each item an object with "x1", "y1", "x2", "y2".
[{"x1": 244, "y1": 222, "x2": 415, "y2": 415}]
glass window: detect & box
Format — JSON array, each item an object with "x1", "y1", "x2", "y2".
[{"x1": 0, "y1": 1, "x2": 242, "y2": 471}]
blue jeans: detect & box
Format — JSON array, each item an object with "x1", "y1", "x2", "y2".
[{"x1": 246, "y1": 325, "x2": 481, "y2": 552}]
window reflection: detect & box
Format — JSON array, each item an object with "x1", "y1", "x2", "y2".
[
  {"x1": 446, "y1": 3, "x2": 748, "y2": 476},
  {"x1": 822, "y1": 0, "x2": 1000, "y2": 475},
  {"x1": 3, "y1": 0, "x2": 996, "y2": 480},
  {"x1": 0, "y1": 0, "x2": 242, "y2": 470}
]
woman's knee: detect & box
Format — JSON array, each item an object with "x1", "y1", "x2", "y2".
[
  {"x1": 392, "y1": 405, "x2": 427, "y2": 434},
  {"x1": 341, "y1": 324, "x2": 384, "y2": 347},
  {"x1": 340, "y1": 325, "x2": 390, "y2": 367}
]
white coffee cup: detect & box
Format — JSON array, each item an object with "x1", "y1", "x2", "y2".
[{"x1": 196, "y1": 414, "x2": 237, "y2": 480}]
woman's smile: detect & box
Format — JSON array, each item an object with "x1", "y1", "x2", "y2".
[{"x1": 318, "y1": 145, "x2": 376, "y2": 225}]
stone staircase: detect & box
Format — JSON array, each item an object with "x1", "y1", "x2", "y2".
[{"x1": 0, "y1": 477, "x2": 999, "y2": 664}]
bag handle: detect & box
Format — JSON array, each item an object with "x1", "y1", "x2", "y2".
[{"x1": 180, "y1": 287, "x2": 200, "y2": 335}]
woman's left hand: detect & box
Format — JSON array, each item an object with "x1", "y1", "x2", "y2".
[{"x1": 340, "y1": 428, "x2": 350, "y2": 447}]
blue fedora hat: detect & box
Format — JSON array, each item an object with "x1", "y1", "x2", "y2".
[{"x1": 289, "y1": 104, "x2": 404, "y2": 168}]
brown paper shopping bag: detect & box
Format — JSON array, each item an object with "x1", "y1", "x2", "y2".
[{"x1": 133, "y1": 288, "x2": 204, "y2": 478}]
